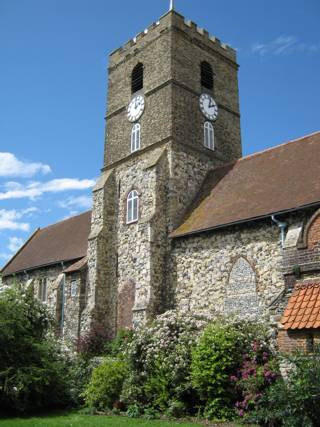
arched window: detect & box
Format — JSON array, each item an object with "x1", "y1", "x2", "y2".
[
  {"x1": 127, "y1": 190, "x2": 139, "y2": 224},
  {"x1": 201, "y1": 61, "x2": 214, "y2": 91},
  {"x1": 38, "y1": 278, "x2": 47, "y2": 302},
  {"x1": 225, "y1": 257, "x2": 260, "y2": 317},
  {"x1": 303, "y1": 209, "x2": 320, "y2": 249},
  {"x1": 131, "y1": 123, "x2": 141, "y2": 153},
  {"x1": 131, "y1": 63, "x2": 144, "y2": 94},
  {"x1": 204, "y1": 121, "x2": 214, "y2": 150}
]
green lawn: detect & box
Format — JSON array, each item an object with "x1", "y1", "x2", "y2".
[{"x1": 0, "y1": 413, "x2": 247, "y2": 427}]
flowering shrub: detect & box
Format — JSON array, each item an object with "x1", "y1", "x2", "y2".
[
  {"x1": 68, "y1": 356, "x2": 104, "y2": 407},
  {"x1": 105, "y1": 329, "x2": 134, "y2": 357},
  {"x1": 232, "y1": 340, "x2": 279, "y2": 417},
  {"x1": 0, "y1": 285, "x2": 71, "y2": 414},
  {"x1": 248, "y1": 345, "x2": 320, "y2": 427},
  {"x1": 76, "y1": 321, "x2": 111, "y2": 360},
  {"x1": 191, "y1": 318, "x2": 272, "y2": 420},
  {"x1": 121, "y1": 310, "x2": 209, "y2": 415}
]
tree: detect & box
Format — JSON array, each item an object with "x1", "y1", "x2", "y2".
[{"x1": 0, "y1": 284, "x2": 70, "y2": 414}]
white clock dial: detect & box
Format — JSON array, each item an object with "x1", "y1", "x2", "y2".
[
  {"x1": 199, "y1": 93, "x2": 218, "y2": 121},
  {"x1": 127, "y1": 95, "x2": 145, "y2": 122}
]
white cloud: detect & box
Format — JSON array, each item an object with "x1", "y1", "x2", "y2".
[
  {"x1": 252, "y1": 35, "x2": 320, "y2": 56},
  {"x1": 21, "y1": 207, "x2": 39, "y2": 216},
  {"x1": 8, "y1": 237, "x2": 24, "y2": 253},
  {"x1": 0, "y1": 178, "x2": 96, "y2": 201},
  {"x1": 0, "y1": 209, "x2": 30, "y2": 231},
  {"x1": 0, "y1": 153, "x2": 51, "y2": 177},
  {"x1": 58, "y1": 195, "x2": 92, "y2": 210}
]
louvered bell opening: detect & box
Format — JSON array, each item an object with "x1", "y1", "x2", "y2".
[
  {"x1": 201, "y1": 61, "x2": 214, "y2": 91},
  {"x1": 132, "y1": 63, "x2": 144, "y2": 94}
]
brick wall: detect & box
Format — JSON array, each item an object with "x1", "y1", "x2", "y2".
[
  {"x1": 278, "y1": 329, "x2": 320, "y2": 353},
  {"x1": 307, "y1": 213, "x2": 320, "y2": 249},
  {"x1": 282, "y1": 209, "x2": 320, "y2": 275}
]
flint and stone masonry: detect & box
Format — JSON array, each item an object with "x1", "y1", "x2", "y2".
[{"x1": 84, "y1": 10, "x2": 242, "y2": 332}]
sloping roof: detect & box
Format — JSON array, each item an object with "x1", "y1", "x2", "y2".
[
  {"x1": 63, "y1": 256, "x2": 88, "y2": 274},
  {"x1": 1, "y1": 211, "x2": 91, "y2": 277},
  {"x1": 281, "y1": 282, "x2": 320, "y2": 330},
  {"x1": 172, "y1": 132, "x2": 320, "y2": 238}
]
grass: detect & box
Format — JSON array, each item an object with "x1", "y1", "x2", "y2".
[{"x1": 0, "y1": 412, "x2": 247, "y2": 427}]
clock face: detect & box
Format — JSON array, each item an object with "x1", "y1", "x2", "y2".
[
  {"x1": 199, "y1": 93, "x2": 218, "y2": 121},
  {"x1": 127, "y1": 95, "x2": 145, "y2": 122}
]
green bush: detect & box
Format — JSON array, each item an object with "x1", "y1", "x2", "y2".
[
  {"x1": 0, "y1": 284, "x2": 71, "y2": 414},
  {"x1": 248, "y1": 345, "x2": 320, "y2": 426},
  {"x1": 68, "y1": 357, "x2": 103, "y2": 407},
  {"x1": 191, "y1": 319, "x2": 271, "y2": 420},
  {"x1": 191, "y1": 322, "x2": 241, "y2": 419},
  {"x1": 83, "y1": 357, "x2": 128, "y2": 411}
]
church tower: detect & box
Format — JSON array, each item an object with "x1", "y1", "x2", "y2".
[{"x1": 82, "y1": 9, "x2": 242, "y2": 334}]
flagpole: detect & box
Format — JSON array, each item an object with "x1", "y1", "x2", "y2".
[{"x1": 169, "y1": 0, "x2": 174, "y2": 11}]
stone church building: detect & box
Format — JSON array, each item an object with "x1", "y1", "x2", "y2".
[{"x1": 2, "y1": 10, "x2": 320, "y2": 352}]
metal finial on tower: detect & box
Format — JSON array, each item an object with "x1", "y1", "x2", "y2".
[{"x1": 169, "y1": 0, "x2": 175, "y2": 11}]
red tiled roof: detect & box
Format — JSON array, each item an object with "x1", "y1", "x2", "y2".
[
  {"x1": 281, "y1": 282, "x2": 320, "y2": 330},
  {"x1": 1, "y1": 211, "x2": 91, "y2": 276},
  {"x1": 172, "y1": 132, "x2": 320, "y2": 238}
]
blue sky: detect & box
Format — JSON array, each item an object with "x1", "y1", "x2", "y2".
[{"x1": 0, "y1": 0, "x2": 319, "y2": 266}]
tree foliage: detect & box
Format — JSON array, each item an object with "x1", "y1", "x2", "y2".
[{"x1": 0, "y1": 284, "x2": 70, "y2": 414}]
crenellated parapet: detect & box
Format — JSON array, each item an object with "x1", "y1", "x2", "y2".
[{"x1": 109, "y1": 10, "x2": 236, "y2": 68}]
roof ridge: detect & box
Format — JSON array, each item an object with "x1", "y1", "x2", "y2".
[
  {"x1": 239, "y1": 131, "x2": 320, "y2": 163},
  {"x1": 40, "y1": 210, "x2": 92, "y2": 232},
  {"x1": 296, "y1": 281, "x2": 320, "y2": 288},
  {"x1": 207, "y1": 131, "x2": 320, "y2": 176},
  {"x1": 0, "y1": 228, "x2": 40, "y2": 274}
]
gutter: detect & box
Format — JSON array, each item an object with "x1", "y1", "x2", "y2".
[
  {"x1": 171, "y1": 200, "x2": 320, "y2": 239},
  {"x1": 1, "y1": 256, "x2": 85, "y2": 278},
  {"x1": 271, "y1": 215, "x2": 288, "y2": 248}
]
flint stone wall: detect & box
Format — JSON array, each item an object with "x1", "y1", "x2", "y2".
[
  {"x1": 171, "y1": 219, "x2": 285, "y2": 319},
  {"x1": 63, "y1": 271, "x2": 87, "y2": 344}
]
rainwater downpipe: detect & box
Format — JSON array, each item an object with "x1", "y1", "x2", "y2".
[
  {"x1": 60, "y1": 262, "x2": 65, "y2": 337},
  {"x1": 271, "y1": 215, "x2": 288, "y2": 248}
]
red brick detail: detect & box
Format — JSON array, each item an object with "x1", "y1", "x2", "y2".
[
  {"x1": 117, "y1": 280, "x2": 135, "y2": 331},
  {"x1": 307, "y1": 214, "x2": 320, "y2": 249},
  {"x1": 277, "y1": 329, "x2": 320, "y2": 353}
]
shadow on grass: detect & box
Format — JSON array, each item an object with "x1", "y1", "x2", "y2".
[{"x1": 0, "y1": 408, "x2": 74, "y2": 420}]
